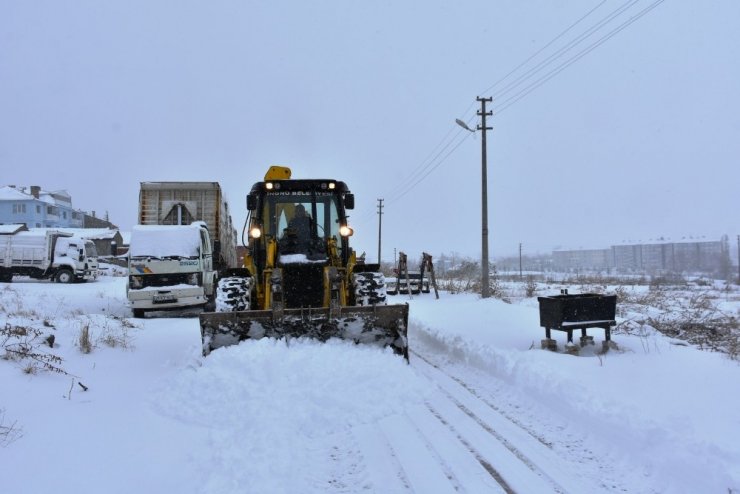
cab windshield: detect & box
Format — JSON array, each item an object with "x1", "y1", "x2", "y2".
[{"x1": 261, "y1": 191, "x2": 342, "y2": 258}]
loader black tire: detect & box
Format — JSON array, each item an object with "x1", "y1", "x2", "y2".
[
  {"x1": 216, "y1": 276, "x2": 252, "y2": 312},
  {"x1": 352, "y1": 272, "x2": 387, "y2": 306}
]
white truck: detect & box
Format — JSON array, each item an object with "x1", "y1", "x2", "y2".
[
  {"x1": 0, "y1": 225, "x2": 99, "y2": 283},
  {"x1": 127, "y1": 222, "x2": 217, "y2": 318}
]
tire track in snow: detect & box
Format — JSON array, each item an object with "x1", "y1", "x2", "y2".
[
  {"x1": 352, "y1": 423, "x2": 413, "y2": 493},
  {"x1": 351, "y1": 408, "x2": 509, "y2": 493},
  {"x1": 411, "y1": 349, "x2": 606, "y2": 493}
]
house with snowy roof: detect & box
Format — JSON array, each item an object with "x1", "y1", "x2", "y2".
[
  {"x1": 0, "y1": 185, "x2": 116, "y2": 230},
  {"x1": 0, "y1": 185, "x2": 82, "y2": 228}
]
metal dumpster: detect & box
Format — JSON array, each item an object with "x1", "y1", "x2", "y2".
[{"x1": 537, "y1": 292, "x2": 617, "y2": 347}]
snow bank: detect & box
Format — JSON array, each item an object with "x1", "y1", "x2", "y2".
[{"x1": 408, "y1": 292, "x2": 740, "y2": 493}]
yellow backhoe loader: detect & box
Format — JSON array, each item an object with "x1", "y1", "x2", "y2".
[{"x1": 199, "y1": 166, "x2": 409, "y2": 359}]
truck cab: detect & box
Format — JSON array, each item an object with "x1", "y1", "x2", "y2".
[
  {"x1": 54, "y1": 236, "x2": 99, "y2": 282},
  {"x1": 127, "y1": 222, "x2": 216, "y2": 317}
]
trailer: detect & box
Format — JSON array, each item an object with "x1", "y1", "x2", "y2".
[{"x1": 138, "y1": 182, "x2": 238, "y2": 271}]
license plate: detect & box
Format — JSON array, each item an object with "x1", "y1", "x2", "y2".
[{"x1": 153, "y1": 294, "x2": 177, "y2": 304}]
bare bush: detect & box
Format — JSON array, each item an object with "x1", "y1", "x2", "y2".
[
  {"x1": 610, "y1": 286, "x2": 739, "y2": 360},
  {"x1": 524, "y1": 276, "x2": 537, "y2": 298},
  {"x1": 0, "y1": 409, "x2": 22, "y2": 447},
  {"x1": 645, "y1": 292, "x2": 738, "y2": 359},
  {"x1": 78, "y1": 323, "x2": 92, "y2": 354},
  {"x1": 1, "y1": 323, "x2": 67, "y2": 374}
]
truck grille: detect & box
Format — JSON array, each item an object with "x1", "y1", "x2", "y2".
[{"x1": 137, "y1": 273, "x2": 193, "y2": 288}]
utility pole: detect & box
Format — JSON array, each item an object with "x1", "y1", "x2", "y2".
[
  {"x1": 519, "y1": 243, "x2": 523, "y2": 280},
  {"x1": 737, "y1": 234, "x2": 739, "y2": 284},
  {"x1": 478, "y1": 96, "x2": 493, "y2": 298},
  {"x1": 377, "y1": 198, "x2": 384, "y2": 264}
]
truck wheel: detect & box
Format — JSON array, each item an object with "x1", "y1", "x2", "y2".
[
  {"x1": 55, "y1": 269, "x2": 74, "y2": 284},
  {"x1": 133, "y1": 309, "x2": 146, "y2": 318},
  {"x1": 0, "y1": 273, "x2": 12, "y2": 283}
]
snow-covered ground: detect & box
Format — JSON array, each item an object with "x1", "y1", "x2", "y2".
[{"x1": 1, "y1": 275, "x2": 738, "y2": 493}]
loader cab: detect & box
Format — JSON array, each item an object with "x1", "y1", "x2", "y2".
[{"x1": 246, "y1": 178, "x2": 354, "y2": 272}]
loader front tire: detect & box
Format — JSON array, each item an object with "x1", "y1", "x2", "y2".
[
  {"x1": 216, "y1": 276, "x2": 252, "y2": 312},
  {"x1": 352, "y1": 272, "x2": 388, "y2": 306}
]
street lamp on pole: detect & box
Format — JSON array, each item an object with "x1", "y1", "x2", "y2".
[{"x1": 456, "y1": 97, "x2": 493, "y2": 298}]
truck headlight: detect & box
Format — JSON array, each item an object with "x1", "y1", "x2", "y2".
[
  {"x1": 339, "y1": 225, "x2": 353, "y2": 237},
  {"x1": 130, "y1": 276, "x2": 143, "y2": 289}
]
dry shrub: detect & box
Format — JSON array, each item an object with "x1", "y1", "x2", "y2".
[{"x1": 78, "y1": 323, "x2": 92, "y2": 354}]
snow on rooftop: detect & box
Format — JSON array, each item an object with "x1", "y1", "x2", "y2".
[
  {"x1": 0, "y1": 185, "x2": 73, "y2": 207},
  {"x1": 0, "y1": 186, "x2": 31, "y2": 200},
  {"x1": 52, "y1": 228, "x2": 119, "y2": 240},
  {"x1": 129, "y1": 224, "x2": 203, "y2": 258},
  {"x1": 0, "y1": 224, "x2": 27, "y2": 234}
]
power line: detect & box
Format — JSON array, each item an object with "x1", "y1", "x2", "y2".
[
  {"x1": 492, "y1": 0, "x2": 641, "y2": 101},
  {"x1": 495, "y1": 0, "x2": 666, "y2": 115},
  {"x1": 358, "y1": 0, "x2": 664, "y2": 226},
  {"x1": 386, "y1": 130, "x2": 473, "y2": 206},
  {"x1": 377, "y1": 0, "x2": 614, "y2": 209},
  {"x1": 479, "y1": 0, "x2": 609, "y2": 96},
  {"x1": 354, "y1": 129, "x2": 474, "y2": 225}
]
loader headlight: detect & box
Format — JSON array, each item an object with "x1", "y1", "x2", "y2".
[
  {"x1": 130, "y1": 276, "x2": 143, "y2": 289},
  {"x1": 249, "y1": 226, "x2": 262, "y2": 239},
  {"x1": 339, "y1": 225, "x2": 353, "y2": 237},
  {"x1": 265, "y1": 182, "x2": 274, "y2": 190}
]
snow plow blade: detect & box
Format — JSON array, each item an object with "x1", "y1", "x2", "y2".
[{"x1": 199, "y1": 304, "x2": 409, "y2": 360}]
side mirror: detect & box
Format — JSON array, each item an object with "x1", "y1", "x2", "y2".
[
  {"x1": 247, "y1": 194, "x2": 257, "y2": 211},
  {"x1": 345, "y1": 193, "x2": 355, "y2": 210}
]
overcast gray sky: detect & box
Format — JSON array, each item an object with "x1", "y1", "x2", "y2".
[{"x1": 1, "y1": 0, "x2": 738, "y2": 261}]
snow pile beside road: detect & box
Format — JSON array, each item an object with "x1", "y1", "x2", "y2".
[{"x1": 408, "y1": 293, "x2": 740, "y2": 493}]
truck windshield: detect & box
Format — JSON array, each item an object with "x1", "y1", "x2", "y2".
[{"x1": 85, "y1": 242, "x2": 98, "y2": 258}]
